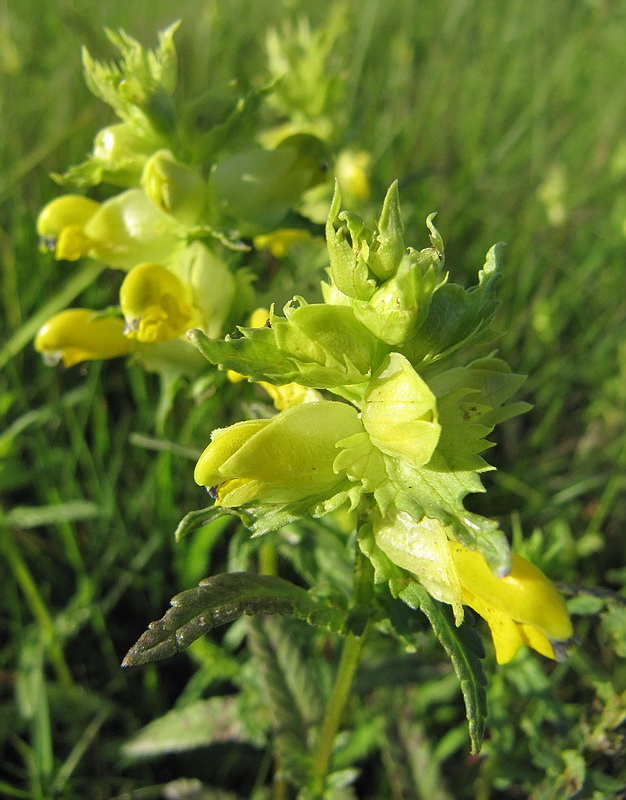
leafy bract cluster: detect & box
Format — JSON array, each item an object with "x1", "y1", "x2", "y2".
[{"x1": 191, "y1": 182, "x2": 528, "y2": 575}]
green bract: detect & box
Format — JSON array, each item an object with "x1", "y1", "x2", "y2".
[{"x1": 189, "y1": 298, "x2": 385, "y2": 388}]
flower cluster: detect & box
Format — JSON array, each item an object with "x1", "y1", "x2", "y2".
[
  {"x1": 190, "y1": 183, "x2": 573, "y2": 664},
  {"x1": 33, "y1": 24, "x2": 355, "y2": 380}
]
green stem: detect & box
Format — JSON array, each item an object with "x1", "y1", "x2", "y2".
[
  {"x1": 310, "y1": 542, "x2": 372, "y2": 797},
  {"x1": 310, "y1": 628, "x2": 366, "y2": 796}
]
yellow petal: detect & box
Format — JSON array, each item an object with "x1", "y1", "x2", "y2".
[
  {"x1": 450, "y1": 544, "x2": 573, "y2": 661},
  {"x1": 55, "y1": 226, "x2": 94, "y2": 261},
  {"x1": 34, "y1": 309, "x2": 133, "y2": 367},
  {"x1": 37, "y1": 195, "x2": 100, "y2": 239},
  {"x1": 120, "y1": 262, "x2": 197, "y2": 343},
  {"x1": 253, "y1": 229, "x2": 311, "y2": 258},
  {"x1": 194, "y1": 419, "x2": 271, "y2": 487},
  {"x1": 256, "y1": 380, "x2": 322, "y2": 410}
]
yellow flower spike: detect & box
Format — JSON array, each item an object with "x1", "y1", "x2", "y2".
[
  {"x1": 34, "y1": 308, "x2": 133, "y2": 367},
  {"x1": 119, "y1": 262, "x2": 198, "y2": 343},
  {"x1": 253, "y1": 229, "x2": 312, "y2": 258},
  {"x1": 449, "y1": 543, "x2": 573, "y2": 664},
  {"x1": 37, "y1": 195, "x2": 100, "y2": 255}
]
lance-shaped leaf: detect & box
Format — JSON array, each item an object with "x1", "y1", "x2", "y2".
[
  {"x1": 395, "y1": 581, "x2": 487, "y2": 754},
  {"x1": 122, "y1": 572, "x2": 346, "y2": 667}
]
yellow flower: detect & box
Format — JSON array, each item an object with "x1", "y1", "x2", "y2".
[
  {"x1": 374, "y1": 511, "x2": 573, "y2": 664},
  {"x1": 449, "y1": 543, "x2": 573, "y2": 664},
  {"x1": 37, "y1": 195, "x2": 100, "y2": 256},
  {"x1": 255, "y1": 380, "x2": 323, "y2": 410},
  {"x1": 37, "y1": 189, "x2": 182, "y2": 269},
  {"x1": 335, "y1": 150, "x2": 371, "y2": 202},
  {"x1": 194, "y1": 400, "x2": 362, "y2": 508},
  {"x1": 34, "y1": 309, "x2": 133, "y2": 367},
  {"x1": 119, "y1": 262, "x2": 199, "y2": 343}
]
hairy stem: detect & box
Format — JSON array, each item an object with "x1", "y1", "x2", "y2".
[{"x1": 310, "y1": 545, "x2": 372, "y2": 796}]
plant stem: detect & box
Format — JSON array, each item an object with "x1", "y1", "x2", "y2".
[{"x1": 310, "y1": 628, "x2": 366, "y2": 796}]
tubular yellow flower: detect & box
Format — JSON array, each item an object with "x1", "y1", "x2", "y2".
[
  {"x1": 37, "y1": 195, "x2": 100, "y2": 256},
  {"x1": 194, "y1": 400, "x2": 362, "y2": 508},
  {"x1": 119, "y1": 262, "x2": 198, "y2": 343},
  {"x1": 374, "y1": 511, "x2": 573, "y2": 664},
  {"x1": 449, "y1": 544, "x2": 573, "y2": 664},
  {"x1": 34, "y1": 308, "x2": 133, "y2": 367}
]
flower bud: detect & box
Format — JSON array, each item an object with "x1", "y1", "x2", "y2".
[
  {"x1": 88, "y1": 122, "x2": 164, "y2": 187},
  {"x1": 194, "y1": 400, "x2": 362, "y2": 508},
  {"x1": 34, "y1": 308, "x2": 133, "y2": 367},
  {"x1": 141, "y1": 149, "x2": 206, "y2": 224}
]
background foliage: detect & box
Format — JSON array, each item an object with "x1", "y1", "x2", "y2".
[{"x1": 1, "y1": 0, "x2": 625, "y2": 797}]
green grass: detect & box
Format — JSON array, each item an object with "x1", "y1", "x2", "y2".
[{"x1": 2, "y1": 1, "x2": 626, "y2": 797}]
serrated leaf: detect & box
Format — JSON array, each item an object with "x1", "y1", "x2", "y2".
[
  {"x1": 380, "y1": 453, "x2": 511, "y2": 575},
  {"x1": 122, "y1": 696, "x2": 260, "y2": 759},
  {"x1": 122, "y1": 573, "x2": 345, "y2": 667},
  {"x1": 246, "y1": 618, "x2": 316, "y2": 786},
  {"x1": 188, "y1": 300, "x2": 380, "y2": 389},
  {"x1": 397, "y1": 582, "x2": 487, "y2": 754},
  {"x1": 402, "y1": 245, "x2": 502, "y2": 368}
]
